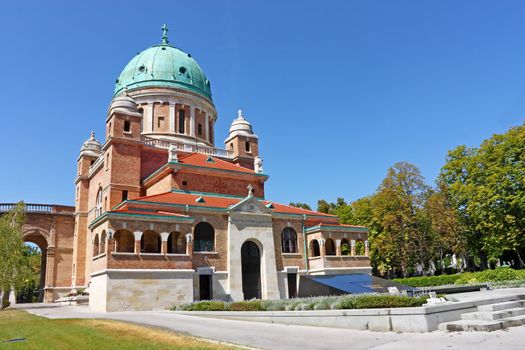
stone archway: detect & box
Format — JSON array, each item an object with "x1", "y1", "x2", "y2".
[
  {"x1": 21, "y1": 229, "x2": 50, "y2": 303},
  {"x1": 241, "y1": 240, "x2": 261, "y2": 300}
]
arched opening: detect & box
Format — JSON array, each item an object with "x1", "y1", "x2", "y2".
[
  {"x1": 93, "y1": 234, "x2": 100, "y2": 256},
  {"x1": 194, "y1": 222, "x2": 214, "y2": 252},
  {"x1": 100, "y1": 231, "x2": 106, "y2": 255},
  {"x1": 281, "y1": 227, "x2": 297, "y2": 253},
  {"x1": 355, "y1": 240, "x2": 365, "y2": 256},
  {"x1": 341, "y1": 238, "x2": 350, "y2": 256},
  {"x1": 114, "y1": 229, "x2": 134, "y2": 253},
  {"x1": 20, "y1": 231, "x2": 48, "y2": 303},
  {"x1": 241, "y1": 241, "x2": 261, "y2": 300},
  {"x1": 325, "y1": 238, "x2": 336, "y2": 256},
  {"x1": 310, "y1": 239, "x2": 320, "y2": 257},
  {"x1": 141, "y1": 230, "x2": 161, "y2": 253},
  {"x1": 167, "y1": 231, "x2": 186, "y2": 254}
]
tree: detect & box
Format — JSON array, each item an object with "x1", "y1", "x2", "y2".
[
  {"x1": 289, "y1": 202, "x2": 312, "y2": 211},
  {"x1": 370, "y1": 162, "x2": 432, "y2": 277},
  {"x1": 439, "y1": 125, "x2": 525, "y2": 269},
  {"x1": 0, "y1": 202, "x2": 30, "y2": 306},
  {"x1": 424, "y1": 184, "x2": 468, "y2": 272}
]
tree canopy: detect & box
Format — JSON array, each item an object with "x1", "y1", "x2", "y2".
[{"x1": 0, "y1": 202, "x2": 31, "y2": 300}]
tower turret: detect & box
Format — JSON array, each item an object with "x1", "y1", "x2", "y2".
[{"x1": 225, "y1": 110, "x2": 260, "y2": 169}]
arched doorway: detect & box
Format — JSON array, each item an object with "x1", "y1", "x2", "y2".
[
  {"x1": 241, "y1": 241, "x2": 261, "y2": 300},
  {"x1": 21, "y1": 230, "x2": 49, "y2": 303}
]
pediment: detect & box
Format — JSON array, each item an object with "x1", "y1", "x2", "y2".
[{"x1": 228, "y1": 196, "x2": 272, "y2": 214}]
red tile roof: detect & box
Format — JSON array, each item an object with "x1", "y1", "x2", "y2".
[
  {"x1": 118, "y1": 190, "x2": 338, "y2": 221},
  {"x1": 177, "y1": 153, "x2": 256, "y2": 174}
]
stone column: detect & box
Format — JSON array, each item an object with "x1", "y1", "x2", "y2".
[
  {"x1": 169, "y1": 103, "x2": 176, "y2": 133},
  {"x1": 351, "y1": 239, "x2": 356, "y2": 256},
  {"x1": 319, "y1": 239, "x2": 326, "y2": 258},
  {"x1": 143, "y1": 104, "x2": 153, "y2": 133},
  {"x1": 190, "y1": 106, "x2": 196, "y2": 137},
  {"x1": 335, "y1": 239, "x2": 342, "y2": 256},
  {"x1": 185, "y1": 233, "x2": 193, "y2": 255},
  {"x1": 365, "y1": 240, "x2": 369, "y2": 256},
  {"x1": 160, "y1": 232, "x2": 170, "y2": 254},
  {"x1": 133, "y1": 231, "x2": 143, "y2": 254}
]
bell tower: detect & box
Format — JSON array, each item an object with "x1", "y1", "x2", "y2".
[{"x1": 224, "y1": 110, "x2": 260, "y2": 169}]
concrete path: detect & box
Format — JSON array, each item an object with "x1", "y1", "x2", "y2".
[{"x1": 16, "y1": 301, "x2": 525, "y2": 350}]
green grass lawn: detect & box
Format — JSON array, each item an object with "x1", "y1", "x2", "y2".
[{"x1": 0, "y1": 309, "x2": 236, "y2": 350}]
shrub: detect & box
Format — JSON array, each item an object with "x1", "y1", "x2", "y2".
[
  {"x1": 261, "y1": 299, "x2": 287, "y2": 311},
  {"x1": 392, "y1": 274, "x2": 461, "y2": 287},
  {"x1": 455, "y1": 268, "x2": 522, "y2": 285},
  {"x1": 352, "y1": 295, "x2": 427, "y2": 309},
  {"x1": 227, "y1": 300, "x2": 263, "y2": 311},
  {"x1": 181, "y1": 301, "x2": 226, "y2": 311},
  {"x1": 2, "y1": 300, "x2": 10, "y2": 309}
]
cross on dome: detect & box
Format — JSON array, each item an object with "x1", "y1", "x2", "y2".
[{"x1": 161, "y1": 24, "x2": 169, "y2": 44}]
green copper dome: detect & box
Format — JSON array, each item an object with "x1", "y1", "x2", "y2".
[{"x1": 114, "y1": 25, "x2": 212, "y2": 101}]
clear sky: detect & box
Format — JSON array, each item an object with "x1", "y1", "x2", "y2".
[{"x1": 1, "y1": 0, "x2": 524, "y2": 209}]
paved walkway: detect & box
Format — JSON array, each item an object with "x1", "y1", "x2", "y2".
[{"x1": 16, "y1": 299, "x2": 525, "y2": 350}]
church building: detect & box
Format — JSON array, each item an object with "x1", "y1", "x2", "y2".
[{"x1": 67, "y1": 26, "x2": 371, "y2": 311}]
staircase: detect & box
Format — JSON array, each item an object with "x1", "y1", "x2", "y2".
[{"x1": 439, "y1": 299, "x2": 525, "y2": 331}]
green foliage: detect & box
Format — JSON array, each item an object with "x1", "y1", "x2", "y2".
[
  {"x1": 175, "y1": 294, "x2": 428, "y2": 312},
  {"x1": 227, "y1": 300, "x2": 263, "y2": 311},
  {"x1": 0, "y1": 202, "x2": 31, "y2": 297},
  {"x1": 2, "y1": 299, "x2": 10, "y2": 309},
  {"x1": 288, "y1": 202, "x2": 312, "y2": 211},
  {"x1": 393, "y1": 274, "x2": 462, "y2": 287},
  {"x1": 394, "y1": 268, "x2": 525, "y2": 287}
]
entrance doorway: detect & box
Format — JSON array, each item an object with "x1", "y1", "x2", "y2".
[
  {"x1": 287, "y1": 273, "x2": 297, "y2": 299},
  {"x1": 241, "y1": 241, "x2": 261, "y2": 300},
  {"x1": 198, "y1": 274, "x2": 212, "y2": 300}
]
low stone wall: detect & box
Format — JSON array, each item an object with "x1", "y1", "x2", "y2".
[
  {"x1": 90, "y1": 269, "x2": 194, "y2": 312},
  {"x1": 178, "y1": 294, "x2": 525, "y2": 332}
]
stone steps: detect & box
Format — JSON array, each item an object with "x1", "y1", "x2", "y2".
[
  {"x1": 461, "y1": 307, "x2": 525, "y2": 320},
  {"x1": 439, "y1": 299, "x2": 525, "y2": 332}
]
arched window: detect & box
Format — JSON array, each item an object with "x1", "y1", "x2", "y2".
[
  {"x1": 355, "y1": 240, "x2": 365, "y2": 256},
  {"x1": 114, "y1": 229, "x2": 134, "y2": 253},
  {"x1": 95, "y1": 187, "x2": 103, "y2": 217},
  {"x1": 194, "y1": 222, "x2": 214, "y2": 252},
  {"x1": 310, "y1": 239, "x2": 320, "y2": 257},
  {"x1": 341, "y1": 238, "x2": 350, "y2": 256},
  {"x1": 141, "y1": 231, "x2": 161, "y2": 253},
  {"x1": 100, "y1": 231, "x2": 106, "y2": 255},
  {"x1": 93, "y1": 234, "x2": 100, "y2": 256},
  {"x1": 167, "y1": 232, "x2": 186, "y2": 254},
  {"x1": 281, "y1": 227, "x2": 297, "y2": 253},
  {"x1": 325, "y1": 238, "x2": 336, "y2": 256}
]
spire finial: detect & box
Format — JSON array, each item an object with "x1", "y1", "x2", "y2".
[
  {"x1": 90, "y1": 130, "x2": 95, "y2": 140},
  {"x1": 237, "y1": 109, "x2": 244, "y2": 119},
  {"x1": 161, "y1": 24, "x2": 169, "y2": 44}
]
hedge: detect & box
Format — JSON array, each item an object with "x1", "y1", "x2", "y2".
[
  {"x1": 392, "y1": 274, "x2": 462, "y2": 287},
  {"x1": 393, "y1": 267, "x2": 525, "y2": 287},
  {"x1": 174, "y1": 294, "x2": 429, "y2": 312}
]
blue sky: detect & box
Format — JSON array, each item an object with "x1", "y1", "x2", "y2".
[{"x1": 1, "y1": 0, "x2": 524, "y2": 209}]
